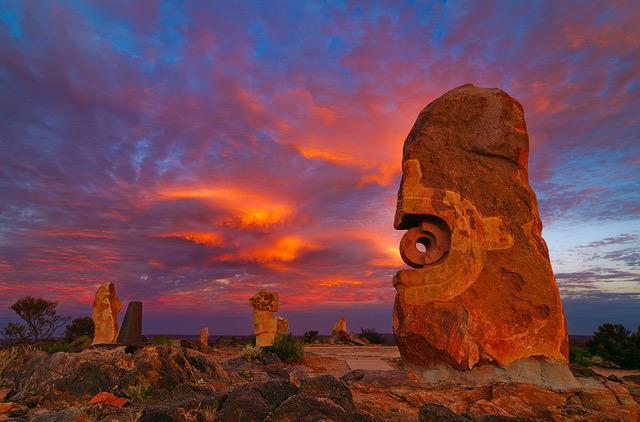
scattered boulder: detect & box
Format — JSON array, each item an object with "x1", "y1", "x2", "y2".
[
  {"x1": 266, "y1": 394, "x2": 362, "y2": 422},
  {"x1": 419, "y1": 404, "x2": 471, "y2": 421},
  {"x1": 89, "y1": 391, "x2": 129, "y2": 407},
  {"x1": 137, "y1": 405, "x2": 180, "y2": 422},
  {"x1": 0, "y1": 388, "x2": 12, "y2": 401},
  {"x1": 298, "y1": 374, "x2": 354, "y2": 410},
  {"x1": 215, "y1": 383, "x2": 281, "y2": 421},
  {"x1": 0, "y1": 344, "x2": 229, "y2": 399}
]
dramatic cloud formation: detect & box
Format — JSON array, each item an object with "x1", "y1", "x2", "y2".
[{"x1": 1, "y1": 1, "x2": 638, "y2": 334}]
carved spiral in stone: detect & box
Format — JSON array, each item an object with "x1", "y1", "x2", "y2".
[{"x1": 399, "y1": 218, "x2": 452, "y2": 268}]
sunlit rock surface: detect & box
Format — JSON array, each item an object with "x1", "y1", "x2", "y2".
[
  {"x1": 393, "y1": 84, "x2": 570, "y2": 384},
  {"x1": 91, "y1": 282, "x2": 122, "y2": 345}
]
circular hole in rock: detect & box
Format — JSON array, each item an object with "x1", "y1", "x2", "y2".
[{"x1": 416, "y1": 237, "x2": 432, "y2": 253}]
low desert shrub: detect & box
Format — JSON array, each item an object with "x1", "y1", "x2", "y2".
[
  {"x1": 127, "y1": 381, "x2": 153, "y2": 402},
  {"x1": 40, "y1": 341, "x2": 73, "y2": 354},
  {"x1": 360, "y1": 327, "x2": 383, "y2": 344},
  {"x1": 303, "y1": 330, "x2": 319, "y2": 344},
  {"x1": 151, "y1": 335, "x2": 173, "y2": 346},
  {"x1": 266, "y1": 334, "x2": 304, "y2": 362},
  {"x1": 69, "y1": 335, "x2": 92, "y2": 351},
  {"x1": 217, "y1": 336, "x2": 238, "y2": 346},
  {"x1": 0, "y1": 344, "x2": 36, "y2": 373},
  {"x1": 569, "y1": 346, "x2": 594, "y2": 367},
  {"x1": 65, "y1": 317, "x2": 94, "y2": 341},
  {"x1": 242, "y1": 344, "x2": 263, "y2": 361}
]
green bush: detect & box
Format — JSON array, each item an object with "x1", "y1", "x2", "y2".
[
  {"x1": 0, "y1": 344, "x2": 37, "y2": 373},
  {"x1": 65, "y1": 317, "x2": 94, "y2": 341},
  {"x1": 242, "y1": 344, "x2": 263, "y2": 361},
  {"x1": 569, "y1": 346, "x2": 593, "y2": 367},
  {"x1": 360, "y1": 327, "x2": 383, "y2": 344},
  {"x1": 151, "y1": 335, "x2": 173, "y2": 346},
  {"x1": 303, "y1": 330, "x2": 319, "y2": 344},
  {"x1": 265, "y1": 334, "x2": 304, "y2": 362},
  {"x1": 217, "y1": 336, "x2": 238, "y2": 346},
  {"x1": 70, "y1": 335, "x2": 92, "y2": 351},
  {"x1": 127, "y1": 382, "x2": 152, "y2": 402},
  {"x1": 40, "y1": 341, "x2": 73, "y2": 354},
  {"x1": 587, "y1": 323, "x2": 640, "y2": 369}
]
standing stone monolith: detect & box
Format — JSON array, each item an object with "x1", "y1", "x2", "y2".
[
  {"x1": 331, "y1": 317, "x2": 347, "y2": 341},
  {"x1": 199, "y1": 327, "x2": 209, "y2": 346},
  {"x1": 92, "y1": 282, "x2": 122, "y2": 344},
  {"x1": 393, "y1": 84, "x2": 572, "y2": 388},
  {"x1": 116, "y1": 301, "x2": 145, "y2": 344},
  {"x1": 249, "y1": 290, "x2": 288, "y2": 346},
  {"x1": 275, "y1": 316, "x2": 288, "y2": 335}
]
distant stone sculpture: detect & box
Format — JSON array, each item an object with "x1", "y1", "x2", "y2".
[
  {"x1": 249, "y1": 290, "x2": 288, "y2": 346},
  {"x1": 331, "y1": 317, "x2": 347, "y2": 339},
  {"x1": 199, "y1": 327, "x2": 209, "y2": 346},
  {"x1": 116, "y1": 301, "x2": 145, "y2": 344},
  {"x1": 275, "y1": 316, "x2": 289, "y2": 335},
  {"x1": 393, "y1": 85, "x2": 572, "y2": 387},
  {"x1": 92, "y1": 282, "x2": 122, "y2": 344}
]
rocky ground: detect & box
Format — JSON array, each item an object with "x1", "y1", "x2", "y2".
[{"x1": 0, "y1": 342, "x2": 638, "y2": 421}]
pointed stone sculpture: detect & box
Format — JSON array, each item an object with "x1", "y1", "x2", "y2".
[
  {"x1": 92, "y1": 282, "x2": 122, "y2": 344},
  {"x1": 393, "y1": 84, "x2": 573, "y2": 388},
  {"x1": 331, "y1": 317, "x2": 347, "y2": 337},
  {"x1": 249, "y1": 290, "x2": 288, "y2": 347},
  {"x1": 116, "y1": 301, "x2": 145, "y2": 344},
  {"x1": 199, "y1": 327, "x2": 209, "y2": 346}
]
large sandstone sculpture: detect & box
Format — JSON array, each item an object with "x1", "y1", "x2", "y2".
[
  {"x1": 91, "y1": 282, "x2": 122, "y2": 344},
  {"x1": 250, "y1": 290, "x2": 288, "y2": 346},
  {"x1": 393, "y1": 84, "x2": 571, "y2": 387}
]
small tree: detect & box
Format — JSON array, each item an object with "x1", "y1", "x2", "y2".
[
  {"x1": 303, "y1": 330, "x2": 319, "y2": 343},
  {"x1": 65, "y1": 317, "x2": 95, "y2": 341},
  {"x1": 2, "y1": 296, "x2": 70, "y2": 342},
  {"x1": 587, "y1": 323, "x2": 640, "y2": 369},
  {"x1": 1, "y1": 322, "x2": 28, "y2": 344}
]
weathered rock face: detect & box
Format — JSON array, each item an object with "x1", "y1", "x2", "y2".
[
  {"x1": 91, "y1": 282, "x2": 122, "y2": 345},
  {"x1": 393, "y1": 85, "x2": 569, "y2": 377},
  {"x1": 250, "y1": 290, "x2": 282, "y2": 346}
]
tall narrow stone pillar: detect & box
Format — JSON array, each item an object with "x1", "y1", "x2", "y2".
[
  {"x1": 117, "y1": 301, "x2": 145, "y2": 344},
  {"x1": 92, "y1": 282, "x2": 122, "y2": 344}
]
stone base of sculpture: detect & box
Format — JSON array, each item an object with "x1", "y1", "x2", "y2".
[{"x1": 407, "y1": 357, "x2": 578, "y2": 391}]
